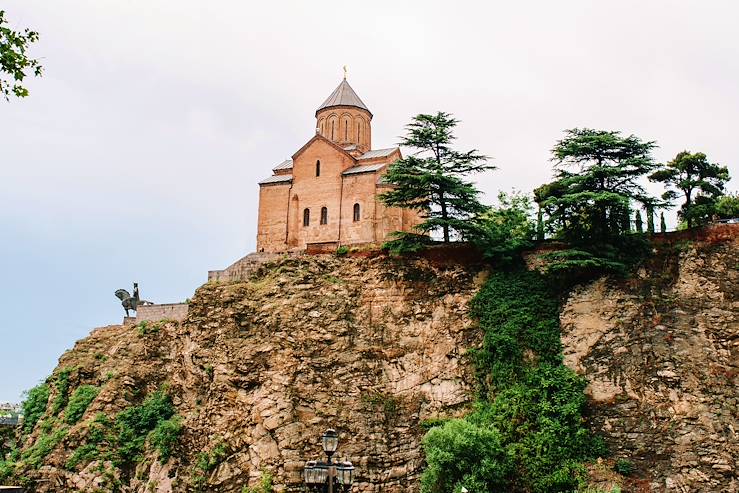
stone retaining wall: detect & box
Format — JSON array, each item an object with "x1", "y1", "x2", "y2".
[{"x1": 135, "y1": 303, "x2": 188, "y2": 323}]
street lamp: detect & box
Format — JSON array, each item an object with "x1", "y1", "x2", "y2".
[{"x1": 303, "y1": 429, "x2": 355, "y2": 492}]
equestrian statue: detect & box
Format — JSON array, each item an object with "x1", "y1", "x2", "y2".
[{"x1": 115, "y1": 282, "x2": 151, "y2": 317}]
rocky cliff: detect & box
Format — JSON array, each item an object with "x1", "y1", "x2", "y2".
[
  {"x1": 6, "y1": 234, "x2": 738, "y2": 493},
  {"x1": 14, "y1": 254, "x2": 486, "y2": 492},
  {"x1": 562, "y1": 238, "x2": 738, "y2": 492}
]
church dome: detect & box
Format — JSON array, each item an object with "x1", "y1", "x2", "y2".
[{"x1": 315, "y1": 79, "x2": 372, "y2": 117}]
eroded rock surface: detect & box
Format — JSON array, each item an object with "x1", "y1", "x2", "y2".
[
  {"x1": 25, "y1": 255, "x2": 484, "y2": 492},
  {"x1": 561, "y1": 239, "x2": 739, "y2": 492}
]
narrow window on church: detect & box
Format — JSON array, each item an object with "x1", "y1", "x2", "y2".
[
  {"x1": 316, "y1": 160, "x2": 320, "y2": 177},
  {"x1": 344, "y1": 121, "x2": 348, "y2": 141},
  {"x1": 303, "y1": 208, "x2": 310, "y2": 227},
  {"x1": 353, "y1": 203, "x2": 360, "y2": 222},
  {"x1": 331, "y1": 121, "x2": 335, "y2": 140},
  {"x1": 357, "y1": 122, "x2": 360, "y2": 142},
  {"x1": 320, "y1": 207, "x2": 328, "y2": 225}
]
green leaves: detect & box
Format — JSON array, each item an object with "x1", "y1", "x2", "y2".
[
  {"x1": 537, "y1": 128, "x2": 659, "y2": 244},
  {"x1": 0, "y1": 9, "x2": 43, "y2": 100},
  {"x1": 421, "y1": 271, "x2": 604, "y2": 493},
  {"x1": 21, "y1": 382, "x2": 50, "y2": 434},
  {"x1": 64, "y1": 385, "x2": 100, "y2": 425},
  {"x1": 649, "y1": 151, "x2": 731, "y2": 228},
  {"x1": 381, "y1": 111, "x2": 495, "y2": 243}
]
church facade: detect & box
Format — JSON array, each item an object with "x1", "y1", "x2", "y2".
[{"x1": 256, "y1": 78, "x2": 422, "y2": 252}]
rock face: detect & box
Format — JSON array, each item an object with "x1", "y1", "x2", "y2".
[
  {"x1": 25, "y1": 255, "x2": 484, "y2": 492},
  {"x1": 15, "y1": 235, "x2": 739, "y2": 492},
  {"x1": 561, "y1": 239, "x2": 739, "y2": 492}
]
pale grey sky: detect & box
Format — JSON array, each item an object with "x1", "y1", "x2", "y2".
[{"x1": 1, "y1": 0, "x2": 737, "y2": 401}]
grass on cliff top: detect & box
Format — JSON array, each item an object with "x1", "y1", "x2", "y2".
[{"x1": 420, "y1": 269, "x2": 607, "y2": 493}]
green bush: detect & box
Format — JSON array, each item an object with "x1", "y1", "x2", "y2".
[
  {"x1": 242, "y1": 471, "x2": 274, "y2": 493},
  {"x1": 614, "y1": 458, "x2": 634, "y2": 476},
  {"x1": 65, "y1": 391, "x2": 182, "y2": 473},
  {"x1": 50, "y1": 368, "x2": 73, "y2": 416},
  {"x1": 715, "y1": 193, "x2": 739, "y2": 219},
  {"x1": 21, "y1": 427, "x2": 67, "y2": 469},
  {"x1": 21, "y1": 382, "x2": 50, "y2": 434},
  {"x1": 64, "y1": 385, "x2": 100, "y2": 425},
  {"x1": 148, "y1": 416, "x2": 182, "y2": 463},
  {"x1": 421, "y1": 419, "x2": 512, "y2": 492},
  {"x1": 113, "y1": 390, "x2": 176, "y2": 466},
  {"x1": 421, "y1": 270, "x2": 606, "y2": 493},
  {"x1": 196, "y1": 441, "x2": 227, "y2": 473},
  {"x1": 335, "y1": 245, "x2": 349, "y2": 256},
  {"x1": 469, "y1": 190, "x2": 536, "y2": 264}
]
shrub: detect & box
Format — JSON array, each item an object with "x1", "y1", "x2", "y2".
[
  {"x1": 715, "y1": 193, "x2": 739, "y2": 219},
  {"x1": 21, "y1": 383, "x2": 50, "y2": 434},
  {"x1": 21, "y1": 427, "x2": 67, "y2": 469},
  {"x1": 335, "y1": 245, "x2": 349, "y2": 256},
  {"x1": 64, "y1": 385, "x2": 100, "y2": 425},
  {"x1": 50, "y1": 368, "x2": 73, "y2": 416},
  {"x1": 614, "y1": 458, "x2": 634, "y2": 476},
  {"x1": 148, "y1": 416, "x2": 182, "y2": 463},
  {"x1": 113, "y1": 390, "x2": 176, "y2": 467},
  {"x1": 242, "y1": 471, "x2": 274, "y2": 493},
  {"x1": 469, "y1": 190, "x2": 536, "y2": 264},
  {"x1": 196, "y1": 441, "x2": 227, "y2": 473},
  {"x1": 421, "y1": 419, "x2": 512, "y2": 492},
  {"x1": 421, "y1": 270, "x2": 606, "y2": 493}
]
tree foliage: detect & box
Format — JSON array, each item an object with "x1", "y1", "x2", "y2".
[
  {"x1": 470, "y1": 191, "x2": 536, "y2": 264},
  {"x1": 535, "y1": 128, "x2": 659, "y2": 244},
  {"x1": 714, "y1": 192, "x2": 739, "y2": 219},
  {"x1": 381, "y1": 112, "x2": 495, "y2": 243},
  {"x1": 0, "y1": 9, "x2": 42, "y2": 100},
  {"x1": 649, "y1": 151, "x2": 730, "y2": 228}
]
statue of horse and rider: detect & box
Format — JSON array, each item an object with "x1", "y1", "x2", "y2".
[{"x1": 115, "y1": 282, "x2": 151, "y2": 317}]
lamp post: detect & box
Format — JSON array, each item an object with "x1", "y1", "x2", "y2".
[{"x1": 303, "y1": 429, "x2": 355, "y2": 493}]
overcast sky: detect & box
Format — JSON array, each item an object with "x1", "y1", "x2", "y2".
[{"x1": 1, "y1": 0, "x2": 737, "y2": 402}]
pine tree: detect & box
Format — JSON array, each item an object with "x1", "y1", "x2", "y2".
[
  {"x1": 646, "y1": 204, "x2": 655, "y2": 234},
  {"x1": 649, "y1": 151, "x2": 730, "y2": 228},
  {"x1": 381, "y1": 112, "x2": 495, "y2": 243},
  {"x1": 536, "y1": 128, "x2": 658, "y2": 244},
  {"x1": 635, "y1": 210, "x2": 643, "y2": 233},
  {"x1": 660, "y1": 212, "x2": 667, "y2": 233}
]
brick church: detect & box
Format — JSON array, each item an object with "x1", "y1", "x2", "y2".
[{"x1": 256, "y1": 77, "x2": 422, "y2": 253}]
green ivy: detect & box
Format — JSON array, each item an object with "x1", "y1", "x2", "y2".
[
  {"x1": 421, "y1": 270, "x2": 606, "y2": 493},
  {"x1": 148, "y1": 415, "x2": 182, "y2": 463},
  {"x1": 21, "y1": 383, "x2": 49, "y2": 434},
  {"x1": 64, "y1": 385, "x2": 100, "y2": 425},
  {"x1": 50, "y1": 367, "x2": 73, "y2": 416}
]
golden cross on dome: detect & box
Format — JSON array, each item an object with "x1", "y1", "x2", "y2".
[{"x1": 343, "y1": 65, "x2": 348, "y2": 80}]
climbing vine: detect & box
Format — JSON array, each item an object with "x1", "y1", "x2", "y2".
[{"x1": 421, "y1": 270, "x2": 606, "y2": 493}]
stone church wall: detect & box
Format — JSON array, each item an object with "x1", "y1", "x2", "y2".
[{"x1": 257, "y1": 183, "x2": 291, "y2": 252}]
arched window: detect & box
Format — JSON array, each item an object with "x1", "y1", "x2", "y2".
[
  {"x1": 320, "y1": 207, "x2": 328, "y2": 225},
  {"x1": 331, "y1": 120, "x2": 335, "y2": 140},
  {"x1": 353, "y1": 203, "x2": 360, "y2": 222},
  {"x1": 315, "y1": 160, "x2": 320, "y2": 177},
  {"x1": 303, "y1": 208, "x2": 310, "y2": 227}
]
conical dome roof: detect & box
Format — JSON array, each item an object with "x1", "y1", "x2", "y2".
[{"x1": 316, "y1": 79, "x2": 371, "y2": 116}]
